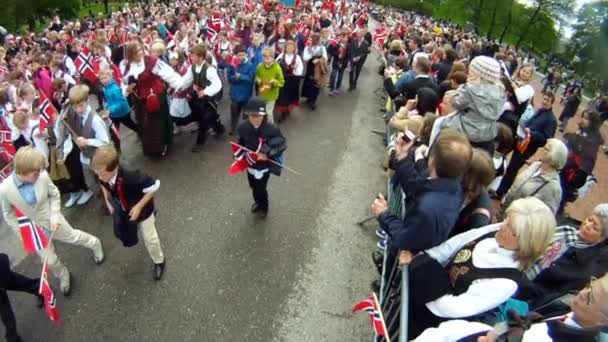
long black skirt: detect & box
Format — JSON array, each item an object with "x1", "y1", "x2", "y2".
[{"x1": 276, "y1": 76, "x2": 301, "y2": 113}]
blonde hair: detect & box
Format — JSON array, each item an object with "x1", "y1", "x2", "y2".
[
  {"x1": 14, "y1": 146, "x2": 47, "y2": 175},
  {"x1": 545, "y1": 138, "x2": 568, "y2": 170},
  {"x1": 68, "y1": 84, "x2": 90, "y2": 104},
  {"x1": 262, "y1": 47, "x2": 275, "y2": 58},
  {"x1": 505, "y1": 197, "x2": 556, "y2": 270},
  {"x1": 92, "y1": 145, "x2": 120, "y2": 172},
  {"x1": 18, "y1": 83, "x2": 36, "y2": 99},
  {"x1": 12, "y1": 111, "x2": 28, "y2": 128},
  {"x1": 98, "y1": 68, "x2": 114, "y2": 79},
  {"x1": 150, "y1": 41, "x2": 166, "y2": 56}
]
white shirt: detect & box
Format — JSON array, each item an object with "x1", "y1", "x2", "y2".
[
  {"x1": 165, "y1": 62, "x2": 222, "y2": 97},
  {"x1": 425, "y1": 224, "x2": 520, "y2": 318},
  {"x1": 108, "y1": 171, "x2": 160, "y2": 193},
  {"x1": 120, "y1": 58, "x2": 178, "y2": 97},
  {"x1": 414, "y1": 313, "x2": 581, "y2": 342},
  {"x1": 63, "y1": 107, "x2": 110, "y2": 165},
  {"x1": 303, "y1": 45, "x2": 328, "y2": 62},
  {"x1": 276, "y1": 53, "x2": 304, "y2": 76},
  {"x1": 515, "y1": 84, "x2": 535, "y2": 104}
]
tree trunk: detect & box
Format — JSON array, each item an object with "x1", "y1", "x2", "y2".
[
  {"x1": 473, "y1": 0, "x2": 485, "y2": 34},
  {"x1": 487, "y1": 1, "x2": 499, "y2": 38},
  {"x1": 499, "y1": 0, "x2": 515, "y2": 43},
  {"x1": 104, "y1": 0, "x2": 109, "y2": 14},
  {"x1": 516, "y1": 2, "x2": 544, "y2": 47}
]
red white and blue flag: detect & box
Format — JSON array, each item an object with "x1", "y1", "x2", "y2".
[
  {"x1": 352, "y1": 295, "x2": 387, "y2": 337},
  {"x1": 15, "y1": 207, "x2": 49, "y2": 253},
  {"x1": 38, "y1": 91, "x2": 58, "y2": 132},
  {"x1": 39, "y1": 264, "x2": 60, "y2": 325},
  {"x1": 74, "y1": 47, "x2": 100, "y2": 83},
  {"x1": 228, "y1": 139, "x2": 262, "y2": 175}
]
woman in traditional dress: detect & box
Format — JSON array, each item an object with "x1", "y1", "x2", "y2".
[
  {"x1": 301, "y1": 33, "x2": 328, "y2": 110},
  {"x1": 275, "y1": 40, "x2": 304, "y2": 123},
  {"x1": 121, "y1": 42, "x2": 173, "y2": 157}
]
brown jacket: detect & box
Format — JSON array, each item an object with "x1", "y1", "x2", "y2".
[{"x1": 314, "y1": 57, "x2": 329, "y2": 88}]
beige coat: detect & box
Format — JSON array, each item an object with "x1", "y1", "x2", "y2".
[
  {"x1": 0, "y1": 171, "x2": 63, "y2": 233},
  {"x1": 504, "y1": 161, "x2": 562, "y2": 214}
]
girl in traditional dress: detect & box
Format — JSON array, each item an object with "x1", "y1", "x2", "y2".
[
  {"x1": 120, "y1": 42, "x2": 174, "y2": 157},
  {"x1": 167, "y1": 50, "x2": 196, "y2": 135},
  {"x1": 275, "y1": 40, "x2": 304, "y2": 123}
]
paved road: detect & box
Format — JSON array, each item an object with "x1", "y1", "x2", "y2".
[{"x1": 5, "y1": 56, "x2": 386, "y2": 341}]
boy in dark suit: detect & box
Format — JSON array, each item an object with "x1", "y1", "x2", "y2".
[
  {"x1": 346, "y1": 31, "x2": 370, "y2": 91},
  {"x1": 92, "y1": 145, "x2": 166, "y2": 280},
  {"x1": 237, "y1": 97, "x2": 287, "y2": 218}
]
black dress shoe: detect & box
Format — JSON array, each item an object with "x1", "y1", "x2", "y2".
[
  {"x1": 154, "y1": 262, "x2": 165, "y2": 281},
  {"x1": 372, "y1": 251, "x2": 384, "y2": 275}
]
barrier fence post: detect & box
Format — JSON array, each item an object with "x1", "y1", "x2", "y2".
[{"x1": 399, "y1": 265, "x2": 409, "y2": 342}]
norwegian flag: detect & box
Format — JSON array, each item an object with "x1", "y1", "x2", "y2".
[
  {"x1": 38, "y1": 91, "x2": 58, "y2": 132},
  {"x1": 228, "y1": 139, "x2": 262, "y2": 175},
  {"x1": 0, "y1": 129, "x2": 15, "y2": 160},
  {"x1": 0, "y1": 163, "x2": 11, "y2": 181},
  {"x1": 245, "y1": 0, "x2": 254, "y2": 12},
  {"x1": 209, "y1": 11, "x2": 222, "y2": 32},
  {"x1": 206, "y1": 27, "x2": 218, "y2": 44},
  {"x1": 15, "y1": 207, "x2": 49, "y2": 253},
  {"x1": 374, "y1": 27, "x2": 388, "y2": 48},
  {"x1": 74, "y1": 47, "x2": 100, "y2": 83},
  {"x1": 39, "y1": 264, "x2": 60, "y2": 325},
  {"x1": 352, "y1": 295, "x2": 387, "y2": 337}
]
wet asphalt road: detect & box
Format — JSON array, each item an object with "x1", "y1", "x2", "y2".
[{"x1": 5, "y1": 55, "x2": 386, "y2": 342}]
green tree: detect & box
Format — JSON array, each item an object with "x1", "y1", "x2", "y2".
[
  {"x1": 0, "y1": 0, "x2": 81, "y2": 32},
  {"x1": 515, "y1": 0, "x2": 573, "y2": 47},
  {"x1": 564, "y1": 1, "x2": 608, "y2": 88}
]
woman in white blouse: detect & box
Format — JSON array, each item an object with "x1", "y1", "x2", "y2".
[
  {"x1": 275, "y1": 40, "x2": 304, "y2": 123},
  {"x1": 301, "y1": 33, "x2": 328, "y2": 110},
  {"x1": 400, "y1": 197, "x2": 556, "y2": 338}
]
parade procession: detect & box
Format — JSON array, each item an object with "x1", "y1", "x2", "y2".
[{"x1": 0, "y1": 0, "x2": 607, "y2": 341}]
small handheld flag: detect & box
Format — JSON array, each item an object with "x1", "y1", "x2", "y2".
[
  {"x1": 228, "y1": 139, "x2": 262, "y2": 175},
  {"x1": 353, "y1": 294, "x2": 389, "y2": 339},
  {"x1": 15, "y1": 207, "x2": 49, "y2": 253},
  {"x1": 39, "y1": 264, "x2": 60, "y2": 325}
]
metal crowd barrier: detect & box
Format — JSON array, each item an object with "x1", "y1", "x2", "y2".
[{"x1": 374, "y1": 98, "x2": 409, "y2": 342}]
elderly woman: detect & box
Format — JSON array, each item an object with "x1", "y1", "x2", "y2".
[
  {"x1": 520, "y1": 204, "x2": 608, "y2": 305},
  {"x1": 401, "y1": 197, "x2": 556, "y2": 338},
  {"x1": 415, "y1": 272, "x2": 608, "y2": 341},
  {"x1": 503, "y1": 138, "x2": 568, "y2": 215}
]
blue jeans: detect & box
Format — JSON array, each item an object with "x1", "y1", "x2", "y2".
[{"x1": 329, "y1": 66, "x2": 345, "y2": 92}]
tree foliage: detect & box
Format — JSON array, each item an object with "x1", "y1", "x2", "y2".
[
  {"x1": 564, "y1": 1, "x2": 608, "y2": 89},
  {"x1": 0, "y1": 0, "x2": 81, "y2": 32},
  {"x1": 432, "y1": 0, "x2": 560, "y2": 53}
]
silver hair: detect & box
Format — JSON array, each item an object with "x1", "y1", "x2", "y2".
[
  {"x1": 593, "y1": 204, "x2": 608, "y2": 238},
  {"x1": 545, "y1": 138, "x2": 568, "y2": 170}
]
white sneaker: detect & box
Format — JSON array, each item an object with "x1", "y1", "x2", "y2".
[
  {"x1": 76, "y1": 190, "x2": 94, "y2": 205},
  {"x1": 65, "y1": 192, "x2": 82, "y2": 208},
  {"x1": 92, "y1": 240, "x2": 105, "y2": 265}
]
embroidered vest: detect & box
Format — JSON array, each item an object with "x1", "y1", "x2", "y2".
[{"x1": 446, "y1": 232, "x2": 523, "y2": 296}]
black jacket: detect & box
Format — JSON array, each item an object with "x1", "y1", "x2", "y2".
[
  {"x1": 237, "y1": 121, "x2": 287, "y2": 176},
  {"x1": 384, "y1": 75, "x2": 440, "y2": 101},
  {"x1": 346, "y1": 39, "x2": 370, "y2": 62},
  {"x1": 524, "y1": 108, "x2": 557, "y2": 154},
  {"x1": 432, "y1": 60, "x2": 452, "y2": 83},
  {"x1": 101, "y1": 167, "x2": 157, "y2": 222}
]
